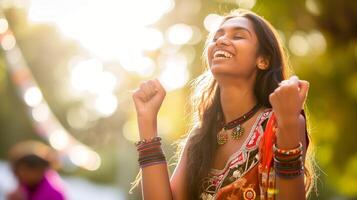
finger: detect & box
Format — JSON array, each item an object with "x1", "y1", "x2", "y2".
[
  {"x1": 278, "y1": 79, "x2": 289, "y2": 86},
  {"x1": 269, "y1": 92, "x2": 276, "y2": 105},
  {"x1": 133, "y1": 89, "x2": 147, "y2": 103},
  {"x1": 140, "y1": 83, "x2": 152, "y2": 100},
  {"x1": 132, "y1": 93, "x2": 146, "y2": 112},
  {"x1": 145, "y1": 80, "x2": 156, "y2": 96},
  {"x1": 128, "y1": 89, "x2": 137, "y2": 94},
  {"x1": 289, "y1": 75, "x2": 299, "y2": 86},
  {"x1": 298, "y1": 80, "x2": 309, "y2": 100},
  {"x1": 153, "y1": 78, "x2": 166, "y2": 94},
  {"x1": 147, "y1": 80, "x2": 159, "y2": 93},
  {"x1": 274, "y1": 86, "x2": 281, "y2": 93},
  {"x1": 290, "y1": 75, "x2": 299, "y2": 81}
]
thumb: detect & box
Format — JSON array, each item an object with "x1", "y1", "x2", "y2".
[
  {"x1": 131, "y1": 89, "x2": 145, "y2": 108},
  {"x1": 152, "y1": 79, "x2": 166, "y2": 98}
]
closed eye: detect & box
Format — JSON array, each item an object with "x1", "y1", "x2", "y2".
[
  {"x1": 233, "y1": 35, "x2": 243, "y2": 40},
  {"x1": 212, "y1": 36, "x2": 242, "y2": 42}
]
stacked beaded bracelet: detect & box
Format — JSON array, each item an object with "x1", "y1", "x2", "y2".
[
  {"x1": 135, "y1": 136, "x2": 166, "y2": 168},
  {"x1": 273, "y1": 142, "x2": 304, "y2": 179}
]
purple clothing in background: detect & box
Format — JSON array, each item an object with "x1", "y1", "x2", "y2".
[{"x1": 22, "y1": 170, "x2": 66, "y2": 200}]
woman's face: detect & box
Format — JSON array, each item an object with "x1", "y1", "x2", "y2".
[{"x1": 207, "y1": 16, "x2": 260, "y2": 79}]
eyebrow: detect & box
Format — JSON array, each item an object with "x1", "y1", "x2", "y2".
[{"x1": 215, "y1": 26, "x2": 252, "y2": 37}]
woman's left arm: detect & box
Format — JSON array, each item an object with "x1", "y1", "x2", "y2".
[{"x1": 269, "y1": 75, "x2": 310, "y2": 200}]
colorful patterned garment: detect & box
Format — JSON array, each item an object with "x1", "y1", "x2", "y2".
[{"x1": 200, "y1": 109, "x2": 274, "y2": 200}]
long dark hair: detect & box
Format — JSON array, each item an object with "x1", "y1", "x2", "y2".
[{"x1": 182, "y1": 9, "x2": 314, "y2": 199}]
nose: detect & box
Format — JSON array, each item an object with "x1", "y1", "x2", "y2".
[{"x1": 215, "y1": 35, "x2": 230, "y2": 46}]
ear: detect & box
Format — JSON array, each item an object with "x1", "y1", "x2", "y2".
[{"x1": 256, "y1": 55, "x2": 270, "y2": 70}]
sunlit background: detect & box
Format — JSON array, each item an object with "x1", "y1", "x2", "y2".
[{"x1": 0, "y1": 0, "x2": 356, "y2": 199}]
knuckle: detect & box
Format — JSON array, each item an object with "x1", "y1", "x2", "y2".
[
  {"x1": 132, "y1": 91, "x2": 140, "y2": 99},
  {"x1": 282, "y1": 84, "x2": 294, "y2": 91},
  {"x1": 133, "y1": 89, "x2": 140, "y2": 95},
  {"x1": 269, "y1": 93, "x2": 275, "y2": 100},
  {"x1": 287, "y1": 84, "x2": 298, "y2": 91}
]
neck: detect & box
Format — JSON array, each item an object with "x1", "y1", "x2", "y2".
[{"x1": 219, "y1": 82, "x2": 258, "y2": 123}]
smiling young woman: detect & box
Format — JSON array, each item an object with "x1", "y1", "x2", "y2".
[{"x1": 131, "y1": 9, "x2": 315, "y2": 200}]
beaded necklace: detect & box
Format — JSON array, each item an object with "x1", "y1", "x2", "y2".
[{"x1": 217, "y1": 104, "x2": 261, "y2": 145}]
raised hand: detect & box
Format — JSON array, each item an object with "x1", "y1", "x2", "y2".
[
  {"x1": 269, "y1": 75, "x2": 309, "y2": 126},
  {"x1": 132, "y1": 79, "x2": 166, "y2": 139}
]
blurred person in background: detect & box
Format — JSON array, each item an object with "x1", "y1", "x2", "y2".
[{"x1": 6, "y1": 141, "x2": 66, "y2": 200}]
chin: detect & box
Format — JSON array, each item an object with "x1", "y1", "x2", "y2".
[{"x1": 210, "y1": 63, "x2": 236, "y2": 75}]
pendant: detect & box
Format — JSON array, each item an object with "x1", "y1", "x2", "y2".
[
  {"x1": 243, "y1": 187, "x2": 256, "y2": 200},
  {"x1": 217, "y1": 129, "x2": 228, "y2": 145},
  {"x1": 231, "y1": 124, "x2": 244, "y2": 140}
]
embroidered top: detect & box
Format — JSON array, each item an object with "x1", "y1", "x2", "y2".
[
  {"x1": 200, "y1": 108, "x2": 309, "y2": 200},
  {"x1": 200, "y1": 109, "x2": 273, "y2": 200}
]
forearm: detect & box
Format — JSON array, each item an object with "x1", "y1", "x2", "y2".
[
  {"x1": 276, "y1": 175, "x2": 305, "y2": 200},
  {"x1": 137, "y1": 116, "x2": 158, "y2": 140},
  {"x1": 137, "y1": 117, "x2": 173, "y2": 200},
  {"x1": 141, "y1": 164, "x2": 173, "y2": 200},
  {"x1": 275, "y1": 117, "x2": 306, "y2": 200}
]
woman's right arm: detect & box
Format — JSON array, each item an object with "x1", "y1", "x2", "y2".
[{"x1": 132, "y1": 79, "x2": 187, "y2": 200}]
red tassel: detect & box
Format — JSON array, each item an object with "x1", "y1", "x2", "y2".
[{"x1": 261, "y1": 113, "x2": 277, "y2": 171}]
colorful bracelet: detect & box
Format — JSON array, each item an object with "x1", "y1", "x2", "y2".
[
  {"x1": 273, "y1": 142, "x2": 304, "y2": 179},
  {"x1": 135, "y1": 136, "x2": 166, "y2": 168},
  {"x1": 274, "y1": 153, "x2": 302, "y2": 162},
  {"x1": 139, "y1": 149, "x2": 164, "y2": 158},
  {"x1": 139, "y1": 155, "x2": 166, "y2": 164},
  {"x1": 275, "y1": 169, "x2": 304, "y2": 179},
  {"x1": 139, "y1": 155, "x2": 166, "y2": 167},
  {"x1": 135, "y1": 136, "x2": 161, "y2": 147},
  {"x1": 140, "y1": 160, "x2": 167, "y2": 168},
  {"x1": 139, "y1": 147, "x2": 163, "y2": 155},
  {"x1": 137, "y1": 142, "x2": 162, "y2": 151},
  {"x1": 274, "y1": 161, "x2": 303, "y2": 171},
  {"x1": 274, "y1": 157, "x2": 302, "y2": 165},
  {"x1": 138, "y1": 151, "x2": 165, "y2": 161},
  {"x1": 273, "y1": 142, "x2": 303, "y2": 156}
]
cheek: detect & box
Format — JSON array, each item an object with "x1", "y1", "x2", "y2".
[
  {"x1": 236, "y1": 40, "x2": 257, "y2": 54},
  {"x1": 206, "y1": 44, "x2": 215, "y2": 65},
  {"x1": 207, "y1": 44, "x2": 214, "y2": 57},
  {"x1": 233, "y1": 41, "x2": 258, "y2": 63}
]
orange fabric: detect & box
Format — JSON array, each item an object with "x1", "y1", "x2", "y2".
[
  {"x1": 214, "y1": 112, "x2": 277, "y2": 200},
  {"x1": 215, "y1": 164, "x2": 260, "y2": 200},
  {"x1": 212, "y1": 110, "x2": 310, "y2": 200}
]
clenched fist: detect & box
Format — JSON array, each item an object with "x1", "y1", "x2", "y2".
[
  {"x1": 132, "y1": 79, "x2": 166, "y2": 139},
  {"x1": 269, "y1": 76, "x2": 309, "y2": 125}
]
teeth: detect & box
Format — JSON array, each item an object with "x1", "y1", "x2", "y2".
[{"x1": 214, "y1": 50, "x2": 233, "y2": 59}]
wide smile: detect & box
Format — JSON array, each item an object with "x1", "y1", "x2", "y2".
[{"x1": 212, "y1": 50, "x2": 234, "y2": 61}]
